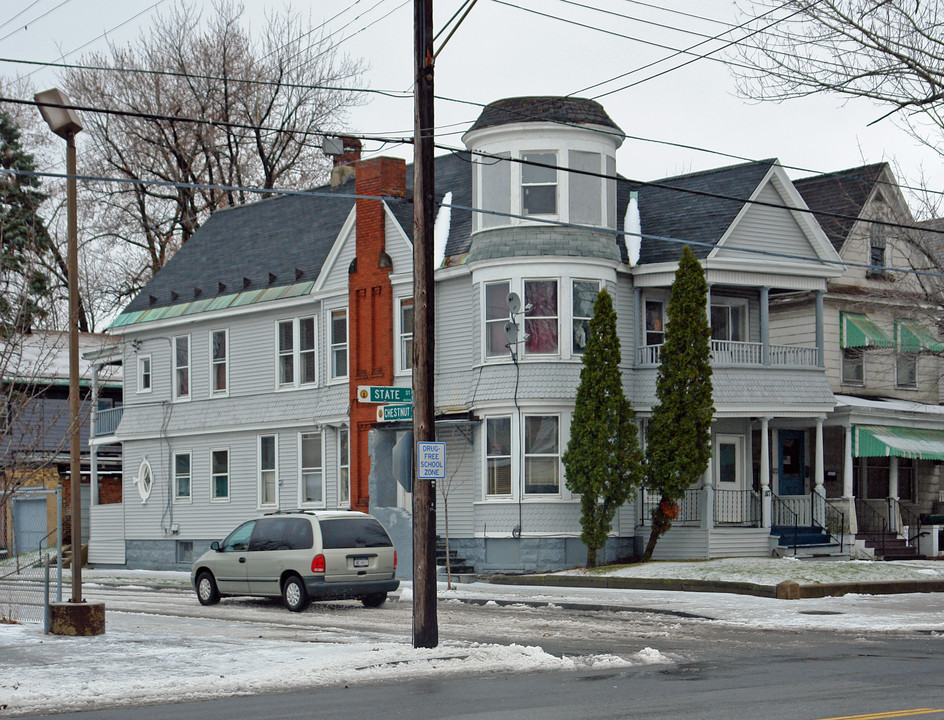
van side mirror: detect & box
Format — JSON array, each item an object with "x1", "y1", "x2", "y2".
[{"x1": 210, "y1": 541, "x2": 220, "y2": 551}]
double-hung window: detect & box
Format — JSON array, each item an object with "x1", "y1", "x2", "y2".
[
  {"x1": 338, "y1": 428, "x2": 350, "y2": 507},
  {"x1": 521, "y1": 152, "x2": 557, "y2": 216},
  {"x1": 137, "y1": 355, "x2": 152, "y2": 393},
  {"x1": 277, "y1": 317, "x2": 317, "y2": 388},
  {"x1": 299, "y1": 432, "x2": 324, "y2": 506},
  {"x1": 399, "y1": 298, "x2": 414, "y2": 371},
  {"x1": 173, "y1": 335, "x2": 190, "y2": 400},
  {"x1": 485, "y1": 417, "x2": 512, "y2": 497},
  {"x1": 524, "y1": 279, "x2": 558, "y2": 355},
  {"x1": 174, "y1": 452, "x2": 191, "y2": 501},
  {"x1": 896, "y1": 321, "x2": 919, "y2": 389},
  {"x1": 572, "y1": 280, "x2": 598, "y2": 355},
  {"x1": 330, "y1": 310, "x2": 348, "y2": 380},
  {"x1": 841, "y1": 348, "x2": 864, "y2": 385},
  {"x1": 710, "y1": 304, "x2": 745, "y2": 342},
  {"x1": 210, "y1": 329, "x2": 228, "y2": 395},
  {"x1": 645, "y1": 301, "x2": 664, "y2": 346},
  {"x1": 259, "y1": 435, "x2": 278, "y2": 506},
  {"x1": 523, "y1": 415, "x2": 560, "y2": 495},
  {"x1": 485, "y1": 281, "x2": 511, "y2": 358},
  {"x1": 211, "y1": 449, "x2": 229, "y2": 501}
]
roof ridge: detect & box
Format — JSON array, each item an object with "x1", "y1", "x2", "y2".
[{"x1": 653, "y1": 158, "x2": 776, "y2": 185}]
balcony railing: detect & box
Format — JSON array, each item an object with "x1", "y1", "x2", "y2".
[
  {"x1": 93, "y1": 406, "x2": 123, "y2": 437},
  {"x1": 637, "y1": 341, "x2": 818, "y2": 367}
]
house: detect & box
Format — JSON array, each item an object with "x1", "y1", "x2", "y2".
[
  {"x1": 0, "y1": 330, "x2": 121, "y2": 557},
  {"x1": 91, "y1": 96, "x2": 856, "y2": 572},
  {"x1": 768, "y1": 164, "x2": 944, "y2": 557}
]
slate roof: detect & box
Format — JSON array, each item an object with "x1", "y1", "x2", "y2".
[
  {"x1": 467, "y1": 97, "x2": 623, "y2": 135},
  {"x1": 628, "y1": 160, "x2": 777, "y2": 265},
  {"x1": 793, "y1": 163, "x2": 887, "y2": 252}
]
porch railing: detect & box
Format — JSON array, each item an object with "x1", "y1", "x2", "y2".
[
  {"x1": 710, "y1": 340, "x2": 762, "y2": 365},
  {"x1": 770, "y1": 344, "x2": 819, "y2": 366},
  {"x1": 713, "y1": 489, "x2": 761, "y2": 527},
  {"x1": 855, "y1": 499, "x2": 889, "y2": 557},
  {"x1": 772, "y1": 494, "x2": 800, "y2": 555},
  {"x1": 637, "y1": 342, "x2": 818, "y2": 367},
  {"x1": 93, "y1": 406, "x2": 123, "y2": 437},
  {"x1": 639, "y1": 487, "x2": 701, "y2": 526},
  {"x1": 812, "y1": 492, "x2": 845, "y2": 552},
  {"x1": 888, "y1": 497, "x2": 922, "y2": 549}
]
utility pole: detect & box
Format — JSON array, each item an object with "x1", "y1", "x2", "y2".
[{"x1": 412, "y1": 0, "x2": 437, "y2": 649}]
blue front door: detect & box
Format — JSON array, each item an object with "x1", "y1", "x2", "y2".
[{"x1": 778, "y1": 430, "x2": 806, "y2": 495}]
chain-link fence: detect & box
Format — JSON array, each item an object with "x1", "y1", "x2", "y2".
[{"x1": 0, "y1": 488, "x2": 62, "y2": 625}]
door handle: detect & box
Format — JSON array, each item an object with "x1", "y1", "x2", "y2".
[{"x1": 239, "y1": 557, "x2": 246, "y2": 563}]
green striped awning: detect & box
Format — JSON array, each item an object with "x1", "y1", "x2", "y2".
[
  {"x1": 841, "y1": 313, "x2": 893, "y2": 349},
  {"x1": 855, "y1": 424, "x2": 944, "y2": 461},
  {"x1": 898, "y1": 319, "x2": 944, "y2": 353}
]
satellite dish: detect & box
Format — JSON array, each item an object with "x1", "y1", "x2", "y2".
[
  {"x1": 507, "y1": 292, "x2": 521, "y2": 315},
  {"x1": 504, "y1": 321, "x2": 519, "y2": 346}
]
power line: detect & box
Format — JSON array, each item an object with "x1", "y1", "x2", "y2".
[{"x1": 0, "y1": 0, "x2": 76, "y2": 45}]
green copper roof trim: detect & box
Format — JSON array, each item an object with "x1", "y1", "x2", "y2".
[{"x1": 108, "y1": 281, "x2": 316, "y2": 329}]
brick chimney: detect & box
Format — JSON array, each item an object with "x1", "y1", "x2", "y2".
[{"x1": 347, "y1": 157, "x2": 407, "y2": 512}]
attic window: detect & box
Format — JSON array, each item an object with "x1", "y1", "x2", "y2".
[{"x1": 521, "y1": 152, "x2": 557, "y2": 216}]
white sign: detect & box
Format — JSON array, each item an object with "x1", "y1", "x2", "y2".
[{"x1": 416, "y1": 441, "x2": 446, "y2": 480}]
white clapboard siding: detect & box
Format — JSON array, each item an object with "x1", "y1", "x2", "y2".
[{"x1": 88, "y1": 504, "x2": 126, "y2": 564}]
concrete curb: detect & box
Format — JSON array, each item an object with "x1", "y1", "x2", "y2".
[{"x1": 486, "y1": 573, "x2": 944, "y2": 600}]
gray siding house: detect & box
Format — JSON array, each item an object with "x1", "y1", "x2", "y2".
[{"x1": 89, "y1": 96, "x2": 853, "y2": 572}]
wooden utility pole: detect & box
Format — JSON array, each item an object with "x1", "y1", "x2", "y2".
[{"x1": 412, "y1": 0, "x2": 437, "y2": 649}]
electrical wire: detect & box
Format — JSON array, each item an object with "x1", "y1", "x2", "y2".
[{"x1": 0, "y1": 0, "x2": 76, "y2": 45}]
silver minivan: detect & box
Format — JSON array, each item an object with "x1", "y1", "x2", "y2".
[{"x1": 191, "y1": 510, "x2": 399, "y2": 612}]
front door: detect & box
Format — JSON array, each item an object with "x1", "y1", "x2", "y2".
[
  {"x1": 778, "y1": 430, "x2": 806, "y2": 496},
  {"x1": 715, "y1": 435, "x2": 745, "y2": 523}
]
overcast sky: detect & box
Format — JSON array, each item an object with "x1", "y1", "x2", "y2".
[{"x1": 2, "y1": 0, "x2": 940, "y2": 204}]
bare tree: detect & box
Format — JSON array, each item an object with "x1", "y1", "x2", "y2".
[
  {"x1": 62, "y1": 0, "x2": 365, "y2": 302},
  {"x1": 733, "y1": 1, "x2": 944, "y2": 159}
]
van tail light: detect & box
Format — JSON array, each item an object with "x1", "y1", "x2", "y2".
[
  {"x1": 394, "y1": 550, "x2": 397, "y2": 571},
  {"x1": 311, "y1": 554, "x2": 326, "y2": 574}
]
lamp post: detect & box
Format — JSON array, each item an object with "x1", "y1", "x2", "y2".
[{"x1": 35, "y1": 88, "x2": 85, "y2": 605}]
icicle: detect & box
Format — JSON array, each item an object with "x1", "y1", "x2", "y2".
[
  {"x1": 624, "y1": 190, "x2": 641, "y2": 267},
  {"x1": 433, "y1": 191, "x2": 452, "y2": 269}
]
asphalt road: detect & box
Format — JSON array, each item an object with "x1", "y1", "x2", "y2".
[{"x1": 14, "y1": 581, "x2": 944, "y2": 720}]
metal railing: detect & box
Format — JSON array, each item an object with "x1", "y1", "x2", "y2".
[
  {"x1": 888, "y1": 497, "x2": 922, "y2": 548},
  {"x1": 772, "y1": 494, "x2": 800, "y2": 555},
  {"x1": 639, "y1": 487, "x2": 702, "y2": 526},
  {"x1": 812, "y1": 492, "x2": 845, "y2": 552},
  {"x1": 855, "y1": 499, "x2": 889, "y2": 557},
  {"x1": 93, "y1": 406, "x2": 123, "y2": 437},
  {"x1": 637, "y1": 341, "x2": 819, "y2": 367},
  {"x1": 714, "y1": 489, "x2": 762, "y2": 526}
]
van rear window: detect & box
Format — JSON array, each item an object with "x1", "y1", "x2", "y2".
[
  {"x1": 319, "y1": 518, "x2": 393, "y2": 549},
  {"x1": 249, "y1": 517, "x2": 314, "y2": 551}
]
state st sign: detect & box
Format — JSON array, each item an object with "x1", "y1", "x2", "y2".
[{"x1": 357, "y1": 385, "x2": 414, "y2": 404}]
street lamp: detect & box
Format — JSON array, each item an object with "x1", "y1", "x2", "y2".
[{"x1": 35, "y1": 88, "x2": 85, "y2": 606}]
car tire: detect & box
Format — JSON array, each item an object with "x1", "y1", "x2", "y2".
[
  {"x1": 361, "y1": 592, "x2": 387, "y2": 608},
  {"x1": 196, "y1": 571, "x2": 220, "y2": 606},
  {"x1": 282, "y1": 575, "x2": 310, "y2": 612}
]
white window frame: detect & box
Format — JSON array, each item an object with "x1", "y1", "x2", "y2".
[
  {"x1": 520, "y1": 150, "x2": 558, "y2": 218},
  {"x1": 329, "y1": 309, "x2": 349, "y2": 382},
  {"x1": 484, "y1": 415, "x2": 513, "y2": 499},
  {"x1": 397, "y1": 297, "x2": 414, "y2": 374},
  {"x1": 135, "y1": 458, "x2": 153, "y2": 503},
  {"x1": 710, "y1": 300, "x2": 748, "y2": 343},
  {"x1": 298, "y1": 431, "x2": 325, "y2": 508},
  {"x1": 173, "y1": 451, "x2": 192, "y2": 503},
  {"x1": 571, "y1": 279, "x2": 599, "y2": 356},
  {"x1": 173, "y1": 335, "x2": 190, "y2": 402},
  {"x1": 841, "y1": 347, "x2": 865, "y2": 386},
  {"x1": 136, "y1": 354, "x2": 152, "y2": 394},
  {"x1": 523, "y1": 278, "x2": 560, "y2": 357},
  {"x1": 645, "y1": 299, "x2": 665, "y2": 347},
  {"x1": 209, "y1": 329, "x2": 229, "y2": 396},
  {"x1": 484, "y1": 280, "x2": 512, "y2": 359},
  {"x1": 210, "y1": 448, "x2": 230, "y2": 502},
  {"x1": 276, "y1": 316, "x2": 318, "y2": 390},
  {"x1": 522, "y1": 414, "x2": 562, "y2": 497},
  {"x1": 896, "y1": 322, "x2": 919, "y2": 389},
  {"x1": 258, "y1": 434, "x2": 279, "y2": 508},
  {"x1": 338, "y1": 427, "x2": 351, "y2": 508}
]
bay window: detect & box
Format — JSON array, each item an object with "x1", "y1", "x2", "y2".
[
  {"x1": 485, "y1": 281, "x2": 511, "y2": 357},
  {"x1": 524, "y1": 279, "x2": 558, "y2": 354},
  {"x1": 524, "y1": 415, "x2": 560, "y2": 495},
  {"x1": 572, "y1": 280, "x2": 598, "y2": 355},
  {"x1": 486, "y1": 417, "x2": 512, "y2": 496},
  {"x1": 521, "y1": 152, "x2": 557, "y2": 216}
]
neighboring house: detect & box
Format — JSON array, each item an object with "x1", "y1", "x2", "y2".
[
  {"x1": 92, "y1": 96, "x2": 855, "y2": 572},
  {"x1": 767, "y1": 164, "x2": 944, "y2": 556},
  {"x1": 0, "y1": 331, "x2": 121, "y2": 557}
]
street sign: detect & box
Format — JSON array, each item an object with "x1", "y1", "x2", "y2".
[
  {"x1": 417, "y1": 441, "x2": 446, "y2": 480},
  {"x1": 376, "y1": 403, "x2": 413, "y2": 422},
  {"x1": 358, "y1": 385, "x2": 413, "y2": 404}
]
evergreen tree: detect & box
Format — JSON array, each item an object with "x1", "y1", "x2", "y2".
[
  {"x1": 0, "y1": 111, "x2": 52, "y2": 336},
  {"x1": 563, "y1": 289, "x2": 643, "y2": 568},
  {"x1": 642, "y1": 246, "x2": 714, "y2": 562}
]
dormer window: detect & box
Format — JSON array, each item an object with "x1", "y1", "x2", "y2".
[{"x1": 521, "y1": 152, "x2": 557, "y2": 215}]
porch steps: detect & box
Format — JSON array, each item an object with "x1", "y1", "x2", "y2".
[
  {"x1": 856, "y1": 532, "x2": 922, "y2": 561},
  {"x1": 770, "y1": 525, "x2": 833, "y2": 547},
  {"x1": 436, "y1": 537, "x2": 475, "y2": 576}
]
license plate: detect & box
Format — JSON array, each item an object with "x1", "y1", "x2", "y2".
[{"x1": 353, "y1": 557, "x2": 369, "y2": 568}]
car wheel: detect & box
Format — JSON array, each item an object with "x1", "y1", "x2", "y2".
[
  {"x1": 282, "y1": 575, "x2": 310, "y2": 612},
  {"x1": 196, "y1": 571, "x2": 220, "y2": 606},
  {"x1": 361, "y1": 592, "x2": 387, "y2": 608}
]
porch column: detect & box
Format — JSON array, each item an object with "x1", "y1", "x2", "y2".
[
  {"x1": 813, "y1": 417, "x2": 825, "y2": 525},
  {"x1": 702, "y1": 461, "x2": 714, "y2": 531},
  {"x1": 843, "y1": 425, "x2": 854, "y2": 498},
  {"x1": 90, "y1": 364, "x2": 99, "y2": 507},
  {"x1": 760, "y1": 286, "x2": 770, "y2": 366},
  {"x1": 889, "y1": 456, "x2": 900, "y2": 533},
  {"x1": 760, "y1": 417, "x2": 771, "y2": 527},
  {"x1": 706, "y1": 284, "x2": 712, "y2": 327},
  {"x1": 814, "y1": 290, "x2": 825, "y2": 368},
  {"x1": 633, "y1": 287, "x2": 642, "y2": 366}
]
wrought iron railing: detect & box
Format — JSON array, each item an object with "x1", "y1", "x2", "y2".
[
  {"x1": 639, "y1": 487, "x2": 701, "y2": 526},
  {"x1": 772, "y1": 494, "x2": 800, "y2": 555},
  {"x1": 714, "y1": 489, "x2": 761, "y2": 526},
  {"x1": 888, "y1": 498, "x2": 922, "y2": 548},
  {"x1": 855, "y1": 499, "x2": 889, "y2": 557},
  {"x1": 812, "y1": 491, "x2": 845, "y2": 552}
]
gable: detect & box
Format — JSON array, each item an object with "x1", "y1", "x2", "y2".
[{"x1": 313, "y1": 207, "x2": 357, "y2": 292}]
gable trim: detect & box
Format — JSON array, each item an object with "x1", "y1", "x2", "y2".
[{"x1": 312, "y1": 206, "x2": 358, "y2": 293}]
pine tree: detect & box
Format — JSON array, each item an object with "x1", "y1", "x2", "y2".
[
  {"x1": 641, "y1": 246, "x2": 714, "y2": 562},
  {"x1": 0, "y1": 111, "x2": 52, "y2": 336},
  {"x1": 563, "y1": 289, "x2": 643, "y2": 568}
]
